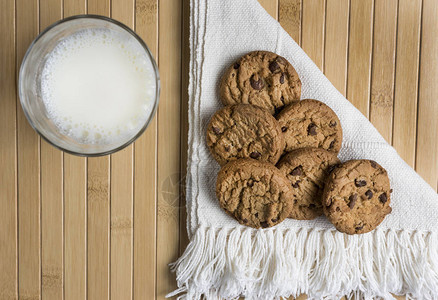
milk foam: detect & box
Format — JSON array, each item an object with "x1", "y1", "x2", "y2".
[{"x1": 41, "y1": 28, "x2": 156, "y2": 145}]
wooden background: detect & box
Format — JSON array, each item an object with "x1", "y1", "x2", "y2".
[{"x1": 0, "y1": 0, "x2": 437, "y2": 299}]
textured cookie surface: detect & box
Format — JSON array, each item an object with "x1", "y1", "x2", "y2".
[
  {"x1": 220, "y1": 51, "x2": 301, "y2": 114},
  {"x1": 277, "y1": 99, "x2": 343, "y2": 153},
  {"x1": 216, "y1": 159, "x2": 295, "y2": 228},
  {"x1": 277, "y1": 148, "x2": 340, "y2": 220},
  {"x1": 206, "y1": 104, "x2": 284, "y2": 166},
  {"x1": 322, "y1": 159, "x2": 392, "y2": 234}
]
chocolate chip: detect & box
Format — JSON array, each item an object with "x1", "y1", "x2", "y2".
[
  {"x1": 294, "y1": 199, "x2": 298, "y2": 204},
  {"x1": 212, "y1": 126, "x2": 221, "y2": 135},
  {"x1": 281, "y1": 126, "x2": 288, "y2": 132},
  {"x1": 326, "y1": 197, "x2": 333, "y2": 206},
  {"x1": 224, "y1": 145, "x2": 230, "y2": 152},
  {"x1": 271, "y1": 218, "x2": 278, "y2": 223},
  {"x1": 291, "y1": 166, "x2": 303, "y2": 176},
  {"x1": 329, "y1": 140, "x2": 335, "y2": 149},
  {"x1": 269, "y1": 61, "x2": 280, "y2": 73},
  {"x1": 260, "y1": 221, "x2": 269, "y2": 228},
  {"x1": 255, "y1": 212, "x2": 259, "y2": 218},
  {"x1": 390, "y1": 189, "x2": 393, "y2": 193},
  {"x1": 276, "y1": 56, "x2": 287, "y2": 65},
  {"x1": 307, "y1": 123, "x2": 317, "y2": 136},
  {"x1": 327, "y1": 164, "x2": 338, "y2": 174},
  {"x1": 348, "y1": 194, "x2": 357, "y2": 209},
  {"x1": 370, "y1": 160, "x2": 378, "y2": 168},
  {"x1": 280, "y1": 73, "x2": 285, "y2": 84},
  {"x1": 242, "y1": 219, "x2": 248, "y2": 223},
  {"x1": 233, "y1": 62, "x2": 240, "y2": 69},
  {"x1": 336, "y1": 207, "x2": 340, "y2": 212},
  {"x1": 329, "y1": 120, "x2": 337, "y2": 127},
  {"x1": 250, "y1": 74, "x2": 264, "y2": 90},
  {"x1": 379, "y1": 193, "x2": 387, "y2": 204},
  {"x1": 238, "y1": 148, "x2": 242, "y2": 152},
  {"x1": 355, "y1": 225, "x2": 364, "y2": 231},
  {"x1": 232, "y1": 73, "x2": 235, "y2": 77},
  {"x1": 292, "y1": 180, "x2": 301, "y2": 188},
  {"x1": 365, "y1": 189, "x2": 373, "y2": 199},
  {"x1": 355, "y1": 179, "x2": 367, "y2": 187},
  {"x1": 250, "y1": 151, "x2": 261, "y2": 159},
  {"x1": 247, "y1": 180, "x2": 254, "y2": 187}
]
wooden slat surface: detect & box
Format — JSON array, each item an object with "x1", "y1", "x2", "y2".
[
  {"x1": 347, "y1": 0, "x2": 374, "y2": 118},
  {"x1": 324, "y1": 0, "x2": 349, "y2": 96},
  {"x1": 156, "y1": 1, "x2": 182, "y2": 299},
  {"x1": 369, "y1": 0, "x2": 397, "y2": 144},
  {"x1": 133, "y1": 0, "x2": 158, "y2": 299},
  {"x1": 301, "y1": 0, "x2": 325, "y2": 70},
  {"x1": 392, "y1": 0, "x2": 422, "y2": 168},
  {"x1": 0, "y1": 0, "x2": 437, "y2": 299},
  {"x1": 279, "y1": 0, "x2": 301, "y2": 45},
  {"x1": 416, "y1": 0, "x2": 438, "y2": 190},
  {"x1": 0, "y1": 0, "x2": 17, "y2": 298},
  {"x1": 16, "y1": 0, "x2": 41, "y2": 298}
]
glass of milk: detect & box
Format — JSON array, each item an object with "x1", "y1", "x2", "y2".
[{"x1": 19, "y1": 15, "x2": 159, "y2": 156}]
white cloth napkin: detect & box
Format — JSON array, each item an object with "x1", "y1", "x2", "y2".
[{"x1": 169, "y1": 0, "x2": 438, "y2": 299}]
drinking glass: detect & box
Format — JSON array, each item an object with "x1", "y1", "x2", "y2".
[{"x1": 19, "y1": 15, "x2": 160, "y2": 156}]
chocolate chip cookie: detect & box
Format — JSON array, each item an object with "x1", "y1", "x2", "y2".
[
  {"x1": 322, "y1": 159, "x2": 392, "y2": 234},
  {"x1": 206, "y1": 104, "x2": 285, "y2": 166},
  {"x1": 277, "y1": 99, "x2": 343, "y2": 153},
  {"x1": 219, "y1": 51, "x2": 301, "y2": 114},
  {"x1": 216, "y1": 159, "x2": 295, "y2": 228},
  {"x1": 277, "y1": 148, "x2": 340, "y2": 220}
]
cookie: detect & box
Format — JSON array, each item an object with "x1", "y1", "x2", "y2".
[
  {"x1": 206, "y1": 104, "x2": 285, "y2": 166},
  {"x1": 216, "y1": 159, "x2": 294, "y2": 228},
  {"x1": 276, "y1": 99, "x2": 343, "y2": 153},
  {"x1": 219, "y1": 51, "x2": 301, "y2": 114},
  {"x1": 322, "y1": 159, "x2": 392, "y2": 234},
  {"x1": 277, "y1": 148, "x2": 340, "y2": 220}
]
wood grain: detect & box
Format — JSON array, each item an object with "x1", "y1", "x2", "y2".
[
  {"x1": 64, "y1": 154, "x2": 87, "y2": 300},
  {"x1": 258, "y1": 0, "x2": 278, "y2": 18},
  {"x1": 110, "y1": 1, "x2": 135, "y2": 299},
  {"x1": 156, "y1": 0, "x2": 182, "y2": 298},
  {"x1": 416, "y1": 0, "x2": 438, "y2": 190},
  {"x1": 87, "y1": 157, "x2": 110, "y2": 300},
  {"x1": 279, "y1": 0, "x2": 302, "y2": 45},
  {"x1": 392, "y1": 0, "x2": 422, "y2": 168},
  {"x1": 346, "y1": 0, "x2": 374, "y2": 117},
  {"x1": 0, "y1": 0, "x2": 17, "y2": 298},
  {"x1": 133, "y1": 0, "x2": 159, "y2": 299},
  {"x1": 39, "y1": 1, "x2": 64, "y2": 299},
  {"x1": 324, "y1": 0, "x2": 349, "y2": 96},
  {"x1": 369, "y1": 0, "x2": 397, "y2": 143},
  {"x1": 301, "y1": 0, "x2": 325, "y2": 70},
  {"x1": 16, "y1": 0, "x2": 41, "y2": 298}
]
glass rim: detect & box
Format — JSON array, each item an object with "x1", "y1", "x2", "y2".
[{"x1": 18, "y1": 14, "x2": 160, "y2": 157}]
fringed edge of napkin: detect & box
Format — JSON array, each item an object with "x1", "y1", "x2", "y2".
[{"x1": 167, "y1": 226, "x2": 438, "y2": 299}]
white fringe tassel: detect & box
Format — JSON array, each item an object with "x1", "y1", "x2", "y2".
[{"x1": 166, "y1": 226, "x2": 438, "y2": 300}]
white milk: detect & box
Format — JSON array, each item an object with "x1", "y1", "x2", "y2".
[{"x1": 41, "y1": 28, "x2": 156, "y2": 145}]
